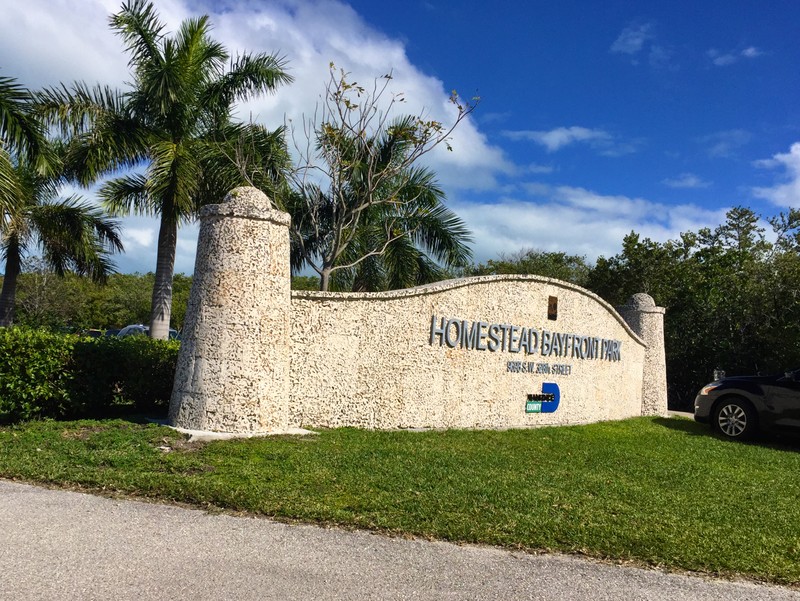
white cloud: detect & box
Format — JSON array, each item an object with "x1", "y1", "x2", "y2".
[
  {"x1": 752, "y1": 143, "x2": 800, "y2": 208},
  {"x1": 526, "y1": 163, "x2": 555, "y2": 175},
  {"x1": 451, "y1": 186, "x2": 727, "y2": 264},
  {"x1": 707, "y1": 47, "x2": 765, "y2": 67},
  {"x1": 741, "y1": 46, "x2": 764, "y2": 58},
  {"x1": 174, "y1": 224, "x2": 200, "y2": 275},
  {"x1": 502, "y1": 126, "x2": 640, "y2": 157},
  {"x1": 647, "y1": 45, "x2": 674, "y2": 69},
  {"x1": 502, "y1": 126, "x2": 612, "y2": 152},
  {"x1": 205, "y1": 0, "x2": 511, "y2": 190},
  {"x1": 0, "y1": 1, "x2": 118, "y2": 88},
  {"x1": 598, "y1": 138, "x2": 644, "y2": 158},
  {"x1": 610, "y1": 23, "x2": 654, "y2": 56},
  {"x1": 662, "y1": 173, "x2": 711, "y2": 189},
  {"x1": 698, "y1": 129, "x2": 751, "y2": 158},
  {"x1": 110, "y1": 217, "x2": 199, "y2": 275},
  {"x1": 124, "y1": 227, "x2": 155, "y2": 248},
  {"x1": 707, "y1": 50, "x2": 738, "y2": 67},
  {"x1": 610, "y1": 22, "x2": 675, "y2": 70},
  {"x1": 478, "y1": 111, "x2": 512, "y2": 125},
  {"x1": 520, "y1": 182, "x2": 552, "y2": 196}
]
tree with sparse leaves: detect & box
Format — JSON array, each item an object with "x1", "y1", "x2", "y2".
[{"x1": 286, "y1": 66, "x2": 475, "y2": 291}]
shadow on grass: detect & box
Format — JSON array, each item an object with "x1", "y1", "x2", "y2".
[
  {"x1": 653, "y1": 416, "x2": 706, "y2": 435},
  {"x1": 760, "y1": 430, "x2": 800, "y2": 453},
  {"x1": 116, "y1": 412, "x2": 170, "y2": 427},
  {"x1": 61, "y1": 410, "x2": 169, "y2": 428},
  {"x1": 653, "y1": 416, "x2": 800, "y2": 453}
]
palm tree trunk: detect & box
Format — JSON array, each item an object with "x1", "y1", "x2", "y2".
[
  {"x1": 149, "y1": 218, "x2": 177, "y2": 340},
  {"x1": 0, "y1": 238, "x2": 21, "y2": 327}
]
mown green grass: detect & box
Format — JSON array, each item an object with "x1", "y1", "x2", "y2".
[{"x1": 1, "y1": 416, "x2": 799, "y2": 585}]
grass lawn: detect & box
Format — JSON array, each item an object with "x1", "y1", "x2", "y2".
[{"x1": 1, "y1": 416, "x2": 799, "y2": 585}]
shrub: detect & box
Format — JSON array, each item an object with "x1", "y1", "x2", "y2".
[
  {"x1": 0, "y1": 327, "x2": 180, "y2": 423},
  {"x1": 70, "y1": 336, "x2": 179, "y2": 415},
  {"x1": 0, "y1": 328, "x2": 76, "y2": 423},
  {"x1": 109, "y1": 336, "x2": 180, "y2": 413}
]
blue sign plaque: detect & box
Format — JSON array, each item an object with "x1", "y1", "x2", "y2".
[{"x1": 526, "y1": 382, "x2": 560, "y2": 413}]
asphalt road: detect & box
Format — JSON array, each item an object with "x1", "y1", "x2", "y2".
[{"x1": 1, "y1": 479, "x2": 797, "y2": 601}]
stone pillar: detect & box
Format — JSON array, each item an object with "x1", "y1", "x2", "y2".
[
  {"x1": 168, "y1": 187, "x2": 291, "y2": 433},
  {"x1": 618, "y1": 293, "x2": 668, "y2": 417}
]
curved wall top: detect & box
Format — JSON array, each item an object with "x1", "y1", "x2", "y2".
[{"x1": 292, "y1": 274, "x2": 645, "y2": 347}]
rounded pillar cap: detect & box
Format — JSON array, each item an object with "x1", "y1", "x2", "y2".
[
  {"x1": 626, "y1": 293, "x2": 656, "y2": 309},
  {"x1": 224, "y1": 186, "x2": 274, "y2": 210}
]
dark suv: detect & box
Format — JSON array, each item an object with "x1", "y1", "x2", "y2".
[{"x1": 694, "y1": 368, "x2": 800, "y2": 439}]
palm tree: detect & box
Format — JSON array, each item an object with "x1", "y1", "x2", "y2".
[
  {"x1": 0, "y1": 147, "x2": 123, "y2": 327},
  {"x1": 0, "y1": 76, "x2": 50, "y2": 215},
  {"x1": 288, "y1": 116, "x2": 473, "y2": 291},
  {"x1": 37, "y1": 0, "x2": 292, "y2": 338}
]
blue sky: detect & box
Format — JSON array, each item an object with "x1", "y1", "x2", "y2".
[{"x1": 2, "y1": 0, "x2": 799, "y2": 274}]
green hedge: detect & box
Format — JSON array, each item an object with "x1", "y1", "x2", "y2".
[
  {"x1": 0, "y1": 328, "x2": 180, "y2": 424},
  {"x1": 0, "y1": 328, "x2": 74, "y2": 423}
]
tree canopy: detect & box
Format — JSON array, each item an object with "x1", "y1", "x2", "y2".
[
  {"x1": 36, "y1": 0, "x2": 292, "y2": 338},
  {"x1": 468, "y1": 248, "x2": 591, "y2": 286},
  {"x1": 587, "y1": 206, "x2": 800, "y2": 408},
  {"x1": 0, "y1": 76, "x2": 52, "y2": 210},
  {"x1": 0, "y1": 78, "x2": 123, "y2": 327},
  {"x1": 285, "y1": 66, "x2": 476, "y2": 291}
]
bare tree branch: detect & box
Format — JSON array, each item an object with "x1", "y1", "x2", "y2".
[{"x1": 287, "y1": 64, "x2": 477, "y2": 290}]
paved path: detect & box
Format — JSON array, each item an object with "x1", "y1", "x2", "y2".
[{"x1": 1, "y1": 480, "x2": 797, "y2": 600}]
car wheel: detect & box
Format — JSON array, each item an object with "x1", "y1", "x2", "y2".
[{"x1": 713, "y1": 398, "x2": 757, "y2": 440}]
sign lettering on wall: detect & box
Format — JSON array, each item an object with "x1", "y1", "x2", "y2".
[{"x1": 429, "y1": 315, "x2": 622, "y2": 361}]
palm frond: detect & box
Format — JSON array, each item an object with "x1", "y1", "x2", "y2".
[
  {"x1": 410, "y1": 254, "x2": 449, "y2": 286},
  {"x1": 0, "y1": 149, "x2": 23, "y2": 215},
  {"x1": 34, "y1": 82, "x2": 126, "y2": 137},
  {"x1": 379, "y1": 232, "x2": 423, "y2": 290},
  {"x1": 64, "y1": 122, "x2": 149, "y2": 186},
  {"x1": 0, "y1": 76, "x2": 46, "y2": 157},
  {"x1": 0, "y1": 232, "x2": 23, "y2": 264},
  {"x1": 200, "y1": 122, "x2": 290, "y2": 204},
  {"x1": 98, "y1": 173, "x2": 151, "y2": 217},
  {"x1": 0, "y1": 76, "x2": 52, "y2": 177},
  {"x1": 175, "y1": 15, "x2": 227, "y2": 82},
  {"x1": 409, "y1": 202, "x2": 473, "y2": 267},
  {"x1": 202, "y1": 53, "x2": 293, "y2": 117},
  {"x1": 12, "y1": 151, "x2": 62, "y2": 203},
  {"x1": 110, "y1": 0, "x2": 166, "y2": 71},
  {"x1": 28, "y1": 195, "x2": 123, "y2": 282},
  {"x1": 33, "y1": 82, "x2": 148, "y2": 184}
]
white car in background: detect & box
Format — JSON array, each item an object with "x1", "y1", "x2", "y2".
[{"x1": 117, "y1": 324, "x2": 180, "y2": 339}]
